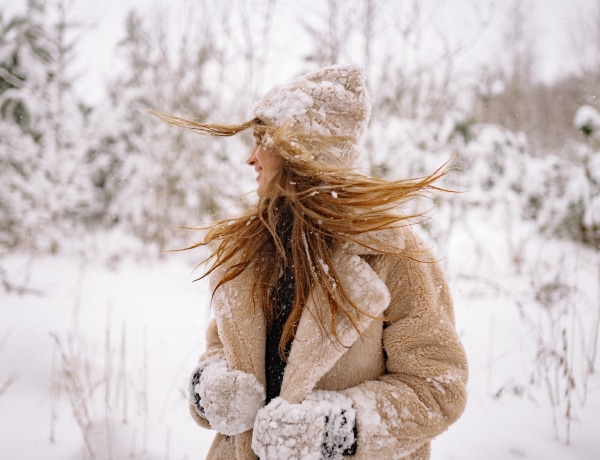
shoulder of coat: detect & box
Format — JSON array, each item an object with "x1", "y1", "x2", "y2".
[{"x1": 340, "y1": 224, "x2": 418, "y2": 256}]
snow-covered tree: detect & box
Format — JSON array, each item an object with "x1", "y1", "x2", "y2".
[
  {"x1": 0, "y1": 0, "x2": 96, "y2": 253},
  {"x1": 95, "y1": 7, "x2": 251, "y2": 252}
]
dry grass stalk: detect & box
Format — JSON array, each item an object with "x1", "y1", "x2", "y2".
[{"x1": 50, "y1": 332, "x2": 95, "y2": 457}]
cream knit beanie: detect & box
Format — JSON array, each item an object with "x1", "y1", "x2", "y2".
[{"x1": 253, "y1": 64, "x2": 371, "y2": 167}]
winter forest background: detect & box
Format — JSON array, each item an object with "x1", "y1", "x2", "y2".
[{"x1": 1, "y1": 0, "x2": 600, "y2": 459}]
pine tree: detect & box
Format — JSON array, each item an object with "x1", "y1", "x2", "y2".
[{"x1": 0, "y1": 0, "x2": 96, "y2": 253}]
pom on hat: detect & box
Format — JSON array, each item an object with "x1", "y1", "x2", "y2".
[{"x1": 253, "y1": 64, "x2": 371, "y2": 167}]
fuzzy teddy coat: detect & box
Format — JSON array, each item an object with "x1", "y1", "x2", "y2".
[{"x1": 190, "y1": 225, "x2": 468, "y2": 460}]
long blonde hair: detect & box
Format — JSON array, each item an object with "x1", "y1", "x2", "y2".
[{"x1": 152, "y1": 111, "x2": 448, "y2": 357}]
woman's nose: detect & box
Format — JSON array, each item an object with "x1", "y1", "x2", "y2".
[{"x1": 246, "y1": 146, "x2": 257, "y2": 166}]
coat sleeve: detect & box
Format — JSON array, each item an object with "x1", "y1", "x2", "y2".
[
  {"x1": 189, "y1": 318, "x2": 227, "y2": 428},
  {"x1": 340, "y1": 245, "x2": 468, "y2": 458}
]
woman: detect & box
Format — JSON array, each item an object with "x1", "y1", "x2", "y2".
[{"x1": 153, "y1": 64, "x2": 468, "y2": 460}]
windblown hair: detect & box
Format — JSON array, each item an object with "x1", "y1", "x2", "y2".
[{"x1": 151, "y1": 110, "x2": 449, "y2": 358}]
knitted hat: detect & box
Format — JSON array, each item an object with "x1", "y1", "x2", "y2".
[{"x1": 253, "y1": 64, "x2": 371, "y2": 166}]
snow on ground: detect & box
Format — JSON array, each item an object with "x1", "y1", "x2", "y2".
[
  {"x1": 1, "y1": 243, "x2": 215, "y2": 459},
  {"x1": 1, "y1": 212, "x2": 599, "y2": 459}
]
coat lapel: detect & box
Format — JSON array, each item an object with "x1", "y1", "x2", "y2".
[
  {"x1": 211, "y1": 265, "x2": 267, "y2": 386},
  {"x1": 280, "y1": 250, "x2": 391, "y2": 404}
]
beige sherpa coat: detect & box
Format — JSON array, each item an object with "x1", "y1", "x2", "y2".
[{"x1": 191, "y1": 225, "x2": 468, "y2": 460}]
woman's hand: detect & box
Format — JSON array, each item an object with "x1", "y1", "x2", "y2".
[
  {"x1": 189, "y1": 360, "x2": 265, "y2": 436},
  {"x1": 251, "y1": 390, "x2": 357, "y2": 460}
]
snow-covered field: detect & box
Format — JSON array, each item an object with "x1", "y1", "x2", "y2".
[{"x1": 1, "y1": 210, "x2": 599, "y2": 459}]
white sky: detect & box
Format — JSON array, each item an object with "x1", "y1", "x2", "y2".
[{"x1": 2, "y1": 0, "x2": 598, "y2": 105}]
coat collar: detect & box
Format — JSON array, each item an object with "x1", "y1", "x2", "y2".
[
  {"x1": 280, "y1": 249, "x2": 390, "y2": 403},
  {"x1": 211, "y1": 227, "x2": 403, "y2": 402}
]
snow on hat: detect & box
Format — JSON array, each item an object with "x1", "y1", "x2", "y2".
[{"x1": 253, "y1": 63, "x2": 371, "y2": 166}]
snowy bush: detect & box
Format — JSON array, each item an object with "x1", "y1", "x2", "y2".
[
  {"x1": 531, "y1": 147, "x2": 600, "y2": 248},
  {"x1": 574, "y1": 105, "x2": 600, "y2": 138},
  {"x1": 418, "y1": 120, "x2": 600, "y2": 251}
]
